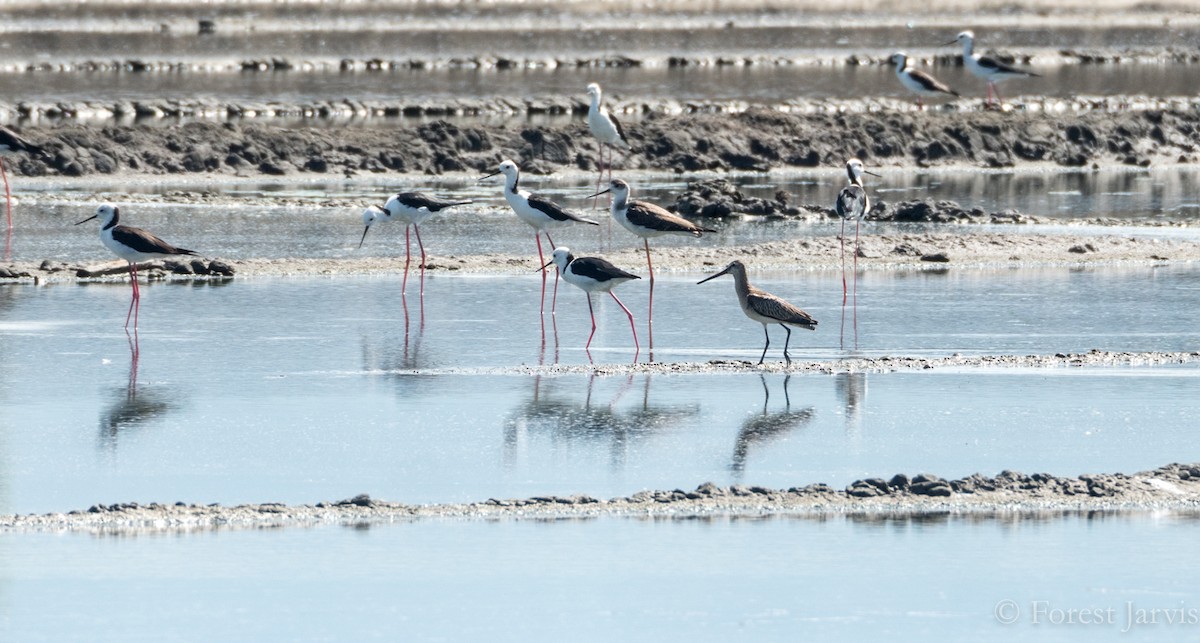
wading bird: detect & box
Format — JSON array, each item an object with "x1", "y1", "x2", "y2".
[
  {"x1": 698, "y1": 260, "x2": 817, "y2": 365},
  {"x1": 543, "y1": 247, "x2": 640, "y2": 355},
  {"x1": 891, "y1": 52, "x2": 959, "y2": 109},
  {"x1": 835, "y1": 158, "x2": 879, "y2": 345},
  {"x1": 75, "y1": 204, "x2": 199, "y2": 329},
  {"x1": 359, "y1": 192, "x2": 472, "y2": 295},
  {"x1": 585, "y1": 83, "x2": 631, "y2": 208},
  {"x1": 481, "y1": 159, "x2": 599, "y2": 324},
  {"x1": 946, "y1": 30, "x2": 1039, "y2": 106},
  {"x1": 587, "y1": 178, "x2": 714, "y2": 353}
]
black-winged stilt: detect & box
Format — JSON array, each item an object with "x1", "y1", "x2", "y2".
[
  {"x1": 946, "y1": 31, "x2": 1039, "y2": 106},
  {"x1": 587, "y1": 178, "x2": 714, "y2": 354},
  {"x1": 835, "y1": 158, "x2": 878, "y2": 346},
  {"x1": 698, "y1": 260, "x2": 817, "y2": 366},
  {"x1": 586, "y1": 83, "x2": 631, "y2": 209},
  {"x1": 891, "y1": 52, "x2": 959, "y2": 109},
  {"x1": 480, "y1": 159, "x2": 599, "y2": 325},
  {"x1": 543, "y1": 246, "x2": 640, "y2": 355},
  {"x1": 75, "y1": 204, "x2": 199, "y2": 329},
  {"x1": 359, "y1": 192, "x2": 472, "y2": 295}
]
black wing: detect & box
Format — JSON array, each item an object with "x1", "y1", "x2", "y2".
[
  {"x1": 113, "y1": 225, "x2": 198, "y2": 257},
  {"x1": 571, "y1": 256, "x2": 640, "y2": 283},
  {"x1": 393, "y1": 192, "x2": 472, "y2": 212},
  {"x1": 0, "y1": 126, "x2": 44, "y2": 156},
  {"x1": 909, "y1": 69, "x2": 959, "y2": 96},
  {"x1": 835, "y1": 185, "x2": 869, "y2": 220},
  {"x1": 528, "y1": 194, "x2": 599, "y2": 225},
  {"x1": 627, "y1": 200, "x2": 715, "y2": 235},
  {"x1": 977, "y1": 55, "x2": 1039, "y2": 77},
  {"x1": 608, "y1": 112, "x2": 629, "y2": 147}
]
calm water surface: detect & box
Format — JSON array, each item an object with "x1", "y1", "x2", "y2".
[
  {"x1": 1, "y1": 265, "x2": 1198, "y2": 514},
  {"x1": 2, "y1": 512, "x2": 1199, "y2": 642},
  {"x1": 9, "y1": 167, "x2": 1200, "y2": 262}
]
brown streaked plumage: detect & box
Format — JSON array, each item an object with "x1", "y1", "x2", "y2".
[
  {"x1": 698, "y1": 260, "x2": 817, "y2": 365},
  {"x1": 588, "y1": 178, "x2": 717, "y2": 355}
]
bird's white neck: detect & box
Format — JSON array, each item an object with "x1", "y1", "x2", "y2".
[
  {"x1": 960, "y1": 38, "x2": 974, "y2": 57},
  {"x1": 589, "y1": 91, "x2": 603, "y2": 114}
]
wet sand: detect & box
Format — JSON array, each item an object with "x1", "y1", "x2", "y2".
[{"x1": 4, "y1": 462, "x2": 1197, "y2": 533}]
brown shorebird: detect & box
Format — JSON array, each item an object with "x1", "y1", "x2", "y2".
[
  {"x1": 359, "y1": 192, "x2": 473, "y2": 296},
  {"x1": 587, "y1": 178, "x2": 715, "y2": 354},
  {"x1": 75, "y1": 204, "x2": 199, "y2": 329},
  {"x1": 698, "y1": 260, "x2": 817, "y2": 365},
  {"x1": 543, "y1": 247, "x2": 641, "y2": 356},
  {"x1": 946, "y1": 30, "x2": 1040, "y2": 106},
  {"x1": 891, "y1": 52, "x2": 959, "y2": 109},
  {"x1": 0, "y1": 126, "x2": 46, "y2": 230}
]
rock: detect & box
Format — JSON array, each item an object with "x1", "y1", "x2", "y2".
[
  {"x1": 207, "y1": 260, "x2": 235, "y2": 276},
  {"x1": 888, "y1": 473, "x2": 911, "y2": 489},
  {"x1": 921, "y1": 252, "x2": 951, "y2": 263},
  {"x1": 910, "y1": 480, "x2": 953, "y2": 496}
]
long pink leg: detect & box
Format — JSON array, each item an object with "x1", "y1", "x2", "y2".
[
  {"x1": 645, "y1": 239, "x2": 654, "y2": 352},
  {"x1": 0, "y1": 157, "x2": 10, "y2": 230},
  {"x1": 535, "y1": 232, "x2": 547, "y2": 338},
  {"x1": 125, "y1": 263, "x2": 141, "y2": 329},
  {"x1": 839, "y1": 218, "x2": 847, "y2": 305},
  {"x1": 992, "y1": 82, "x2": 1005, "y2": 106},
  {"x1": 401, "y1": 225, "x2": 411, "y2": 295},
  {"x1": 853, "y1": 219, "x2": 860, "y2": 344},
  {"x1": 610, "y1": 291, "x2": 640, "y2": 354},
  {"x1": 545, "y1": 232, "x2": 559, "y2": 314},
  {"x1": 585, "y1": 293, "x2": 597, "y2": 349},
  {"x1": 414, "y1": 223, "x2": 427, "y2": 297}
]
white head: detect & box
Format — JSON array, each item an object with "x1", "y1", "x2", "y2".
[
  {"x1": 480, "y1": 159, "x2": 521, "y2": 189},
  {"x1": 74, "y1": 203, "x2": 119, "y2": 227},
  {"x1": 890, "y1": 52, "x2": 910, "y2": 69},
  {"x1": 952, "y1": 30, "x2": 975, "y2": 49},
  {"x1": 586, "y1": 83, "x2": 602, "y2": 100},
  {"x1": 846, "y1": 158, "x2": 865, "y2": 180},
  {"x1": 548, "y1": 247, "x2": 573, "y2": 273},
  {"x1": 359, "y1": 205, "x2": 388, "y2": 248},
  {"x1": 845, "y1": 158, "x2": 880, "y2": 184}
]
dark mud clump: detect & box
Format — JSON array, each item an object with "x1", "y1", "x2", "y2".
[
  {"x1": 672, "y1": 178, "x2": 828, "y2": 219},
  {"x1": 4, "y1": 105, "x2": 1199, "y2": 179},
  {"x1": 670, "y1": 179, "x2": 1042, "y2": 224}
]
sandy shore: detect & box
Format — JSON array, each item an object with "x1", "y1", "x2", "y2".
[{"x1": 4, "y1": 462, "x2": 1197, "y2": 534}]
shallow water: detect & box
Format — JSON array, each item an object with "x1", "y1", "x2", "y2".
[
  {"x1": 9, "y1": 166, "x2": 1200, "y2": 263},
  {"x1": 3, "y1": 512, "x2": 1199, "y2": 642},
  {"x1": 1, "y1": 265, "x2": 1198, "y2": 514}
]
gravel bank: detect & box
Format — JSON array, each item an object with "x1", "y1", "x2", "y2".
[{"x1": 5, "y1": 462, "x2": 1198, "y2": 533}]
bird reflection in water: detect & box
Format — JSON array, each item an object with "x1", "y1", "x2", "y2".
[
  {"x1": 503, "y1": 373, "x2": 699, "y2": 470},
  {"x1": 836, "y1": 372, "x2": 867, "y2": 447},
  {"x1": 730, "y1": 375, "x2": 815, "y2": 480},
  {"x1": 98, "y1": 330, "x2": 177, "y2": 450}
]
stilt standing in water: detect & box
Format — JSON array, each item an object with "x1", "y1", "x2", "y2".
[
  {"x1": 543, "y1": 247, "x2": 640, "y2": 357},
  {"x1": 698, "y1": 260, "x2": 817, "y2": 366},
  {"x1": 946, "y1": 30, "x2": 1039, "y2": 106},
  {"x1": 588, "y1": 178, "x2": 714, "y2": 355},
  {"x1": 891, "y1": 52, "x2": 959, "y2": 109},
  {"x1": 585, "y1": 83, "x2": 631, "y2": 210},
  {"x1": 359, "y1": 192, "x2": 472, "y2": 296},
  {"x1": 835, "y1": 158, "x2": 878, "y2": 346},
  {"x1": 75, "y1": 204, "x2": 200, "y2": 329},
  {"x1": 481, "y1": 160, "x2": 599, "y2": 333}
]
